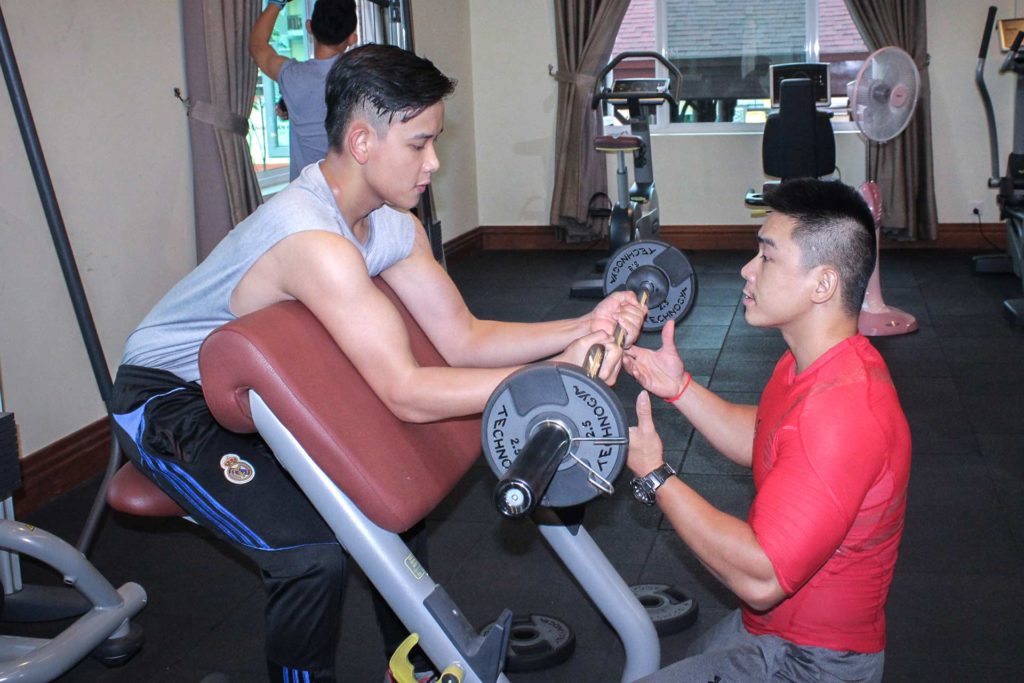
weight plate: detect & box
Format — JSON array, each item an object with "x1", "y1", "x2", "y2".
[
  {"x1": 603, "y1": 239, "x2": 697, "y2": 331},
  {"x1": 630, "y1": 583, "x2": 699, "y2": 636},
  {"x1": 482, "y1": 363, "x2": 628, "y2": 509},
  {"x1": 505, "y1": 613, "x2": 576, "y2": 673}
]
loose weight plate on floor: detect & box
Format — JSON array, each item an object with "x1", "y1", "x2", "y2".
[
  {"x1": 504, "y1": 613, "x2": 576, "y2": 673},
  {"x1": 631, "y1": 583, "x2": 699, "y2": 635},
  {"x1": 481, "y1": 363, "x2": 628, "y2": 509},
  {"x1": 603, "y1": 239, "x2": 697, "y2": 330}
]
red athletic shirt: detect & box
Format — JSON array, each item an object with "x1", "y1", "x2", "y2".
[{"x1": 743, "y1": 334, "x2": 911, "y2": 653}]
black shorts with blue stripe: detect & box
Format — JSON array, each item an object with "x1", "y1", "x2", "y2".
[
  {"x1": 111, "y1": 364, "x2": 344, "y2": 682},
  {"x1": 110, "y1": 364, "x2": 338, "y2": 551}
]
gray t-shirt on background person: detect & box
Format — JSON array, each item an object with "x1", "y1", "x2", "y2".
[
  {"x1": 122, "y1": 162, "x2": 416, "y2": 382},
  {"x1": 278, "y1": 56, "x2": 339, "y2": 180}
]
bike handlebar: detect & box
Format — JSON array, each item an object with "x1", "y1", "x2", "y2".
[
  {"x1": 980, "y1": 5, "x2": 997, "y2": 59},
  {"x1": 1002, "y1": 29, "x2": 1024, "y2": 74},
  {"x1": 591, "y1": 51, "x2": 682, "y2": 110},
  {"x1": 976, "y1": 6, "x2": 1003, "y2": 184}
]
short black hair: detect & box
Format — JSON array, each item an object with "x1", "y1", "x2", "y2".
[
  {"x1": 762, "y1": 179, "x2": 876, "y2": 316},
  {"x1": 324, "y1": 44, "x2": 456, "y2": 150},
  {"x1": 311, "y1": 0, "x2": 356, "y2": 47}
]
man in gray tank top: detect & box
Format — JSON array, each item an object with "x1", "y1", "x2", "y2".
[
  {"x1": 250, "y1": 0, "x2": 358, "y2": 180},
  {"x1": 112, "y1": 45, "x2": 647, "y2": 683}
]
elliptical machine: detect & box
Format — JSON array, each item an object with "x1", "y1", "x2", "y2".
[
  {"x1": 974, "y1": 5, "x2": 1024, "y2": 328},
  {"x1": 570, "y1": 51, "x2": 682, "y2": 298}
]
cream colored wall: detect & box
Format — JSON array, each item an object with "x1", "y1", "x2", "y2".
[
  {"x1": 0, "y1": 1, "x2": 193, "y2": 454},
  {"x1": 411, "y1": 0, "x2": 479, "y2": 241},
  {"x1": 930, "y1": 0, "x2": 1016, "y2": 224},
  {"x1": 652, "y1": 131, "x2": 866, "y2": 226},
  {"x1": 469, "y1": 1, "x2": 559, "y2": 225}
]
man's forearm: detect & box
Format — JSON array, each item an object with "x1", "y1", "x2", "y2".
[
  {"x1": 447, "y1": 317, "x2": 590, "y2": 368},
  {"x1": 656, "y1": 478, "x2": 784, "y2": 611},
  {"x1": 249, "y1": 4, "x2": 282, "y2": 56},
  {"x1": 380, "y1": 364, "x2": 521, "y2": 423},
  {"x1": 668, "y1": 381, "x2": 757, "y2": 467}
]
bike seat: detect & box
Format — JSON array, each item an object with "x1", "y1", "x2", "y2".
[{"x1": 594, "y1": 134, "x2": 642, "y2": 153}]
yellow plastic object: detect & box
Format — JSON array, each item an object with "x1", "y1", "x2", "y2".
[
  {"x1": 439, "y1": 663, "x2": 464, "y2": 683},
  {"x1": 388, "y1": 633, "x2": 420, "y2": 683}
]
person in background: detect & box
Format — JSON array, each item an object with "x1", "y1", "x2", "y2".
[{"x1": 250, "y1": 0, "x2": 358, "y2": 180}]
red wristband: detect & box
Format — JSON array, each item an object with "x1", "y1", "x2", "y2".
[{"x1": 664, "y1": 373, "x2": 692, "y2": 404}]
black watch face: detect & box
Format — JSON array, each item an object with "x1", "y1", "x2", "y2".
[{"x1": 631, "y1": 477, "x2": 653, "y2": 504}]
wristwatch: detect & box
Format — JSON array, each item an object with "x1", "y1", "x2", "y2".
[{"x1": 630, "y1": 463, "x2": 676, "y2": 506}]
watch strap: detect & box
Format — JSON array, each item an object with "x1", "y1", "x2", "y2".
[{"x1": 646, "y1": 463, "x2": 676, "y2": 491}]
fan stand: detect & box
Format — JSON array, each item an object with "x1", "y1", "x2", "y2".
[
  {"x1": 849, "y1": 47, "x2": 921, "y2": 337},
  {"x1": 857, "y1": 177, "x2": 918, "y2": 336}
]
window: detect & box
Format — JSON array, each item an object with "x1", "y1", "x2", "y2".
[{"x1": 610, "y1": 0, "x2": 869, "y2": 127}]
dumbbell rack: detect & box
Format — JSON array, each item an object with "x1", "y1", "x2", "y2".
[{"x1": 250, "y1": 392, "x2": 660, "y2": 683}]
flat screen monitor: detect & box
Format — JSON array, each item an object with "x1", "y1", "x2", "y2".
[{"x1": 769, "y1": 62, "x2": 830, "y2": 108}]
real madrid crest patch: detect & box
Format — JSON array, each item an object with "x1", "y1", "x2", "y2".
[{"x1": 220, "y1": 454, "x2": 255, "y2": 485}]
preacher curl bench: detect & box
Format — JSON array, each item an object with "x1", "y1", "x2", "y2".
[{"x1": 107, "y1": 279, "x2": 661, "y2": 683}]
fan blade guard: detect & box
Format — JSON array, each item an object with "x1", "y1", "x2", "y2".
[{"x1": 849, "y1": 46, "x2": 921, "y2": 142}]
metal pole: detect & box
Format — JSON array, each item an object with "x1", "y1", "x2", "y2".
[{"x1": 0, "y1": 6, "x2": 120, "y2": 554}]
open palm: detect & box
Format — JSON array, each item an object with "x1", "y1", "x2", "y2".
[{"x1": 623, "y1": 320, "x2": 686, "y2": 400}]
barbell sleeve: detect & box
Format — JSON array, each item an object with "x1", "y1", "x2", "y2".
[{"x1": 493, "y1": 421, "x2": 571, "y2": 518}]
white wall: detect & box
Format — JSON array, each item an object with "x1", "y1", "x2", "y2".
[
  {"x1": 930, "y1": 0, "x2": 1016, "y2": 224},
  {"x1": 469, "y1": 1, "x2": 559, "y2": 225},
  {"x1": 412, "y1": 0, "x2": 480, "y2": 241},
  {"x1": 0, "y1": 0, "x2": 193, "y2": 453},
  {"x1": 647, "y1": 131, "x2": 868, "y2": 226}
]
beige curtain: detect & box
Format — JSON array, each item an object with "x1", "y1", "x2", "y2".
[
  {"x1": 183, "y1": 0, "x2": 263, "y2": 261},
  {"x1": 844, "y1": 0, "x2": 938, "y2": 241},
  {"x1": 550, "y1": 0, "x2": 631, "y2": 242}
]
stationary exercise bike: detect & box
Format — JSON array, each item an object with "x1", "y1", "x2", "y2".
[
  {"x1": 974, "y1": 6, "x2": 1024, "y2": 328},
  {"x1": 570, "y1": 51, "x2": 682, "y2": 299}
]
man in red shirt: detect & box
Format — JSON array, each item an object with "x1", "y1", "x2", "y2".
[{"x1": 624, "y1": 178, "x2": 911, "y2": 682}]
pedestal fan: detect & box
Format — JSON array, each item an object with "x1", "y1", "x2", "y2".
[{"x1": 848, "y1": 46, "x2": 921, "y2": 336}]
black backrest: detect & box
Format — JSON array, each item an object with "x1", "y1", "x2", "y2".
[{"x1": 762, "y1": 78, "x2": 835, "y2": 181}]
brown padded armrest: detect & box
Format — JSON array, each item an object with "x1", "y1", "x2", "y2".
[{"x1": 198, "y1": 278, "x2": 482, "y2": 533}]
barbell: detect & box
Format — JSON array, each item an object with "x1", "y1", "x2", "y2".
[{"x1": 482, "y1": 240, "x2": 695, "y2": 518}]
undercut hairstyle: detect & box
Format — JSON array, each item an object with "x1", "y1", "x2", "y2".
[
  {"x1": 310, "y1": 0, "x2": 357, "y2": 48},
  {"x1": 324, "y1": 44, "x2": 456, "y2": 151},
  {"x1": 763, "y1": 178, "x2": 876, "y2": 316}
]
